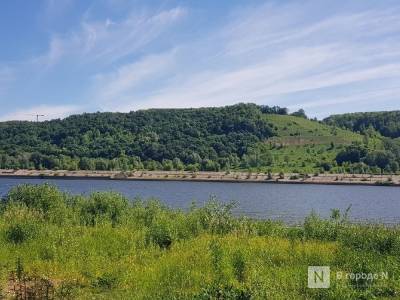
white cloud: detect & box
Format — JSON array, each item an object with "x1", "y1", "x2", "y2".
[
  {"x1": 223, "y1": 7, "x2": 400, "y2": 57},
  {"x1": 290, "y1": 86, "x2": 400, "y2": 110},
  {"x1": 3, "y1": 2, "x2": 400, "y2": 119},
  {"x1": 89, "y1": 2, "x2": 400, "y2": 114},
  {"x1": 36, "y1": 6, "x2": 186, "y2": 67},
  {"x1": 0, "y1": 105, "x2": 82, "y2": 121},
  {"x1": 92, "y1": 49, "x2": 178, "y2": 109}
]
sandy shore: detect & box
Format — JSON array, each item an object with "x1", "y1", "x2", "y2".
[{"x1": 0, "y1": 169, "x2": 399, "y2": 186}]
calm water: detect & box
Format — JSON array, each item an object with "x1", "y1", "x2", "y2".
[{"x1": 0, "y1": 178, "x2": 399, "y2": 224}]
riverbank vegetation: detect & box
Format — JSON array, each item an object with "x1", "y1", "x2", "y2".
[{"x1": 0, "y1": 184, "x2": 399, "y2": 299}]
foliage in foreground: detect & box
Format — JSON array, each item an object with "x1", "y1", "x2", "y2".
[{"x1": 0, "y1": 184, "x2": 399, "y2": 299}]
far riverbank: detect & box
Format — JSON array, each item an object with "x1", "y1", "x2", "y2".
[{"x1": 0, "y1": 169, "x2": 398, "y2": 186}]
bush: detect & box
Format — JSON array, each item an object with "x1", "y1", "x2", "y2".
[
  {"x1": 4, "y1": 205, "x2": 42, "y2": 244},
  {"x1": 93, "y1": 273, "x2": 119, "y2": 290},
  {"x1": 5, "y1": 184, "x2": 68, "y2": 224},
  {"x1": 79, "y1": 192, "x2": 129, "y2": 226},
  {"x1": 146, "y1": 214, "x2": 175, "y2": 249},
  {"x1": 195, "y1": 199, "x2": 237, "y2": 234},
  {"x1": 339, "y1": 225, "x2": 400, "y2": 255},
  {"x1": 303, "y1": 212, "x2": 340, "y2": 241},
  {"x1": 320, "y1": 162, "x2": 332, "y2": 171},
  {"x1": 232, "y1": 250, "x2": 246, "y2": 283},
  {"x1": 254, "y1": 220, "x2": 286, "y2": 237}
]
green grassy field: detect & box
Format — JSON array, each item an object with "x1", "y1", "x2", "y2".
[
  {"x1": 0, "y1": 184, "x2": 399, "y2": 299},
  {"x1": 265, "y1": 114, "x2": 362, "y2": 140},
  {"x1": 258, "y1": 115, "x2": 382, "y2": 173}
]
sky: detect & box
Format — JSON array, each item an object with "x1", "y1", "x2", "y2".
[{"x1": 0, "y1": 0, "x2": 400, "y2": 121}]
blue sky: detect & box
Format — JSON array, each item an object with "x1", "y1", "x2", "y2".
[{"x1": 1, "y1": 0, "x2": 400, "y2": 121}]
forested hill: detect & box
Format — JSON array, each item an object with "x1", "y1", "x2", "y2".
[
  {"x1": 324, "y1": 111, "x2": 400, "y2": 138},
  {"x1": 0, "y1": 103, "x2": 279, "y2": 170},
  {"x1": 3, "y1": 103, "x2": 400, "y2": 174}
]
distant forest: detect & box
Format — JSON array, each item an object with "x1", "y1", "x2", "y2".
[
  {"x1": 0, "y1": 104, "x2": 283, "y2": 171},
  {"x1": 324, "y1": 111, "x2": 400, "y2": 138},
  {"x1": 1, "y1": 103, "x2": 400, "y2": 174}
]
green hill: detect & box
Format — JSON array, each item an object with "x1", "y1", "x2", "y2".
[
  {"x1": 0, "y1": 104, "x2": 396, "y2": 174},
  {"x1": 265, "y1": 114, "x2": 362, "y2": 144},
  {"x1": 0, "y1": 103, "x2": 274, "y2": 171},
  {"x1": 258, "y1": 114, "x2": 373, "y2": 173}
]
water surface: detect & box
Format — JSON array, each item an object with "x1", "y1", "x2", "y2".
[{"x1": 0, "y1": 178, "x2": 399, "y2": 224}]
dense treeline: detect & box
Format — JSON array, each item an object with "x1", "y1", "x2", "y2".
[
  {"x1": 325, "y1": 111, "x2": 400, "y2": 138},
  {"x1": 0, "y1": 104, "x2": 279, "y2": 171},
  {"x1": 324, "y1": 111, "x2": 400, "y2": 173},
  {"x1": 335, "y1": 141, "x2": 400, "y2": 173}
]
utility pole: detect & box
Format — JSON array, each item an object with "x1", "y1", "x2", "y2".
[
  {"x1": 35, "y1": 114, "x2": 45, "y2": 122},
  {"x1": 26, "y1": 114, "x2": 45, "y2": 122}
]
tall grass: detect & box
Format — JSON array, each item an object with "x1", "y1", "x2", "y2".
[{"x1": 0, "y1": 184, "x2": 399, "y2": 299}]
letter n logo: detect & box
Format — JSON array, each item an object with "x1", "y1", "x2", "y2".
[{"x1": 308, "y1": 266, "x2": 330, "y2": 288}]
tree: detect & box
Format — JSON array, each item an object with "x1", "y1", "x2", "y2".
[
  {"x1": 291, "y1": 109, "x2": 307, "y2": 119},
  {"x1": 335, "y1": 144, "x2": 367, "y2": 165}
]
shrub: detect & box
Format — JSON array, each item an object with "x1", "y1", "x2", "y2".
[
  {"x1": 209, "y1": 240, "x2": 226, "y2": 283},
  {"x1": 195, "y1": 199, "x2": 237, "y2": 234},
  {"x1": 93, "y1": 273, "x2": 119, "y2": 290},
  {"x1": 5, "y1": 184, "x2": 68, "y2": 224},
  {"x1": 146, "y1": 214, "x2": 175, "y2": 249},
  {"x1": 339, "y1": 225, "x2": 400, "y2": 255},
  {"x1": 254, "y1": 220, "x2": 286, "y2": 237},
  {"x1": 303, "y1": 212, "x2": 340, "y2": 241},
  {"x1": 232, "y1": 250, "x2": 246, "y2": 283},
  {"x1": 4, "y1": 205, "x2": 42, "y2": 244},
  {"x1": 130, "y1": 199, "x2": 167, "y2": 227},
  {"x1": 79, "y1": 192, "x2": 129, "y2": 226}
]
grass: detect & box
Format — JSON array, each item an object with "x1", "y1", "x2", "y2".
[
  {"x1": 0, "y1": 184, "x2": 399, "y2": 299},
  {"x1": 256, "y1": 115, "x2": 383, "y2": 173},
  {"x1": 265, "y1": 114, "x2": 361, "y2": 139},
  {"x1": 267, "y1": 143, "x2": 340, "y2": 173}
]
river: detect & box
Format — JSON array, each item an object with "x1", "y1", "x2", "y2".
[{"x1": 0, "y1": 178, "x2": 399, "y2": 224}]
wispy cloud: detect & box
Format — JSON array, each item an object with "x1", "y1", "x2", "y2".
[
  {"x1": 36, "y1": 6, "x2": 186, "y2": 68},
  {"x1": 290, "y1": 86, "x2": 400, "y2": 109},
  {"x1": 0, "y1": 105, "x2": 82, "y2": 121},
  {"x1": 1, "y1": 1, "x2": 400, "y2": 120},
  {"x1": 92, "y1": 3, "x2": 400, "y2": 115},
  {"x1": 92, "y1": 49, "x2": 178, "y2": 109}
]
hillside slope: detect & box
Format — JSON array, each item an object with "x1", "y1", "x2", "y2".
[
  {"x1": 0, "y1": 104, "x2": 274, "y2": 171},
  {"x1": 0, "y1": 104, "x2": 382, "y2": 173},
  {"x1": 257, "y1": 114, "x2": 367, "y2": 173}
]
